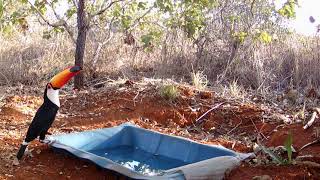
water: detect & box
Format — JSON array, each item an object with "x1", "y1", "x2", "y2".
[{"x1": 89, "y1": 145, "x2": 188, "y2": 175}]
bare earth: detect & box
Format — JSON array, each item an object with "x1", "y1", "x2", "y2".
[{"x1": 0, "y1": 82, "x2": 319, "y2": 180}]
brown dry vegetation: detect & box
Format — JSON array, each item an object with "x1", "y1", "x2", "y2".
[
  {"x1": 1, "y1": 6, "x2": 320, "y2": 179},
  {"x1": 1, "y1": 28, "x2": 320, "y2": 95}
]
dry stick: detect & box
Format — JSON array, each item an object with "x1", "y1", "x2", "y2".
[
  {"x1": 194, "y1": 102, "x2": 226, "y2": 126},
  {"x1": 250, "y1": 118, "x2": 267, "y2": 140},
  {"x1": 133, "y1": 90, "x2": 142, "y2": 107},
  {"x1": 226, "y1": 120, "x2": 243, "y2": 135},
  {"x1": 299, "y1": 139, "x2": 320, "y2": 152},
  {"x1": 296, "y1": 161, "x2": 320, "y2": 168},
  {"x1": 0, "y1": 71, "x2": 10, "y2": 85},
  {"x1": 303, "y1": 111, "x2": 318, "y2": 130}
]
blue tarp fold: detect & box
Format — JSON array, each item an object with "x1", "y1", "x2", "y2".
[{"x1": 48, "y1": 123, "x2": 252, "y2": 180}]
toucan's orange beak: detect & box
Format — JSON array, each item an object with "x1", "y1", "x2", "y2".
[{"x1": 49, "y1": 66, "x2": 82, "y2": 89}]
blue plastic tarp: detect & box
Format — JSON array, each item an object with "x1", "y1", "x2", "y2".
[{"x1": 48, "y1": 123, "x2": 252, "y2": 180}]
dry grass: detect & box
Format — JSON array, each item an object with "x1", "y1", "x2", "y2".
[
  {"x1": 159, "y1": 84, "x2": 180, "y2": 102},
  {"x1": 0, "y1": 26, "x2": 320, "y2": 98},
  {"x1": 191, "y1": 70, "x2": 208, "y2": 90},
  {"x1": 0, "y1": 32, "x2": 74, "y2": 86}
]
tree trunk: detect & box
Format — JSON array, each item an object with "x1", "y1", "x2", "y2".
[{"x1": 74, "y1": 0, "x2": 87, "y2": 89}]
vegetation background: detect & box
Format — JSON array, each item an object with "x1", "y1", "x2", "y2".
[
  {"x1": 0, "y1": 0, "x2": 318, "y2": 96},
  {"x1": 1, "y1": 1, "x2": 320, "y2": 179}
]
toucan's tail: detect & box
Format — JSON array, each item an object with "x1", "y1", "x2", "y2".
[{"x1": 16, "y1": 142, "x2": 29, "y2": 160}]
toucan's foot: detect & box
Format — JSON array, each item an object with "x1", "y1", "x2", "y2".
[
  {"x1": 39, "y1": 139, "x2": 50, "y2": 144},
  {"x1": 25, "y1": 147, "x2": 33, "y2": 158},
  {"x1": 16, "y1": 144, "x2": 28, "y2": 160}
]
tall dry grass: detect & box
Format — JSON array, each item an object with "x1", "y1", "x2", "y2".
[
  {"x1": 0, "y1": 32, "x2": 74, "y2": 86},
  {"x1": 0, "y1": 26, "x2": 319, "y2": 96}
]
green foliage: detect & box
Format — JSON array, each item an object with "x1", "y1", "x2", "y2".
[
  {"x1": 258, "y1": 31, "x2": 272, "y2": 44},
  {"x1": 65, "y1": 7, "x2": 76, "y2": 19},
  {"x1": 34, "y1": 0, "x2": 47, "y2": 15},
  {"x1": 0, "y1": 0, "x2": 30, "y2": 35},
  {"x1": 42, "y1": 30, "x2": 51, "y2": 39},
  {"x1": 155, "y1": 0, "x2": 174, "y2": 13},
  {"x1": 160, "y1": 84, "x2": 180, "y2": 101},
  {"x1": 278, "y1": 0, "x2": 297, "y2": 18},
  {"x1": 112, "y1": 3, "x2": 122, "y2": 17},
  {"x1": 42, "y1": 27, "x2": 64, "y2": 39},
  {"x1": 259, "y1": 143, "x2": 284, "y2": 164},
  {"x1": 138, "y1": 2, "x2": 147, "y2": 10},
  {"x1": 0, "y1": 0, "x2": 3, "y2": 19},
  {"x1": 284, "y1": 132, "x2": 293, "y2": 164},
  {"x1": 0, "y1": 0, "x2": 298, "y2": 46},
  {"x1": 259, "y1": 132, "x2": 294, "y2": 165},
  {"x1": 141, "y1": 30, "x2": 162, "y2": 51},
  {"x1": 233, "y1": 31, "x2": 248, "y2": 44},
  {"x1": 121, "y1": 15, "x2": 132, "y2": 30},
  {"x1": 156, "y1": 0, "x2": 217, "y2": 38}
]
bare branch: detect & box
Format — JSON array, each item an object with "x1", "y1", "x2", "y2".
[
  {"x1": 128, "y1": 6, "x2": 154, "y2": 31},
  {"x1": 49, "y1": 2, "x2": 76, "y2": 43},
  {"x1": 28, "y1": 1, "x2": 64, "y2": 27},
  {"x1": 91, "y1": 17, "x2": 115, "y2": 67},
  {"x1": 91, "y1": 0, "x2": 123, "y2": 17},
  {"x1": 28, "y1": 0, "x2": 76, "y2": 44},
  {"x1": 72, "y1": 0, "x2": 78, "y2": 9}
]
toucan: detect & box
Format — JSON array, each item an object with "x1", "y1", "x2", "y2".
[{"x1": 16, "y1": 66, "x2": 82, "y2": 160}]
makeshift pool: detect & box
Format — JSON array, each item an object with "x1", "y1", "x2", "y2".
[{"x1": 48, "y1": 123, "x2": 252, "y2": 179}]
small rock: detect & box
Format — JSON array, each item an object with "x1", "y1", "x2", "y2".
[
  {"x1": 252, "y1": 175, "x2": 272, "y2": 180},
  {"x1": 36, "y1": 149, "x2": 41, "y2": 154},
  {"x1": 13, "y1": 157, "x2": 20, "y2": 166},
  {"x1": 4, "y1": 174, "x2": 13, "y2": 177},
  {"x1": 253, "y1": 143, "x2": 261, "y2": 153},
  {"x1": 252, "y1": 158, "x2": 258, "y2": 163}
]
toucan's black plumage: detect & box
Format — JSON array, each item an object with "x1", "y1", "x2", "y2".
[
  {"x1": 26, "y1": 87, "x2": 59, "y2": 142},
  {"x1": 16, "y1": 87, "x2": 59, "y2": 160},
  {"x1": 16, "y1": 66, "x2": 81, "y2": 160}
]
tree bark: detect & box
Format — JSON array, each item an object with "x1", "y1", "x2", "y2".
[{"x1": 74, "y1": 0, "x2": 87, "y2": 89}]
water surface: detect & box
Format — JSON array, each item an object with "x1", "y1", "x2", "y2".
[{"x1": 90, "y1": 145, "x2": 188, "y2": 175}]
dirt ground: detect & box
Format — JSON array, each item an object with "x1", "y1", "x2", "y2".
[{"x1": 0, "y1": 82, "x2": 319, "y2": 180}]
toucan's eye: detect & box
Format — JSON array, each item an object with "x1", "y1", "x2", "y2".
[{"x1": 47, "y1": 84, "x2": 52, "y2": 89}]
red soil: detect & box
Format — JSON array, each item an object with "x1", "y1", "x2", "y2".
[{"x1": 0, "y1": 84, "x2": 319, "y2": 179}]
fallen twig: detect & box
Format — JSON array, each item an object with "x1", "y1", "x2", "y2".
[
  {"x1": 299, "y1": 139, "x2": 320, "y2": 152},
  {"x1": 296, "y1": 160, "x2": 320, "y2": 168},
  {"x1": 250, "y1": 118, "x2": 267, "y2": 140},
  {"x1": 226, "y1": 120, "x2": 242, "y2": 135},
  {"x1": 303, "y1": 111, "x2": 318, "y2": 130},
  {"x1": 194, "y1": 102, "x2": 225, "y2": 126},
  {"x1": 133, "y1": 88, "x2": 146, "y2": 106}
]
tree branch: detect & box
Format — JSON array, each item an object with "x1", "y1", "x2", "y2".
[
  {"x1": 49, "y1": 2, "x2": 76, "y2": 44},
  {"x1": 91, "y1": 17, "x2": 115, "y2": 67},
  {"x1": 28, "y1": 0, "x2": 76, "y2": 44},
  {"x1": 72, "y1": 0, "x2": 78, "y2": 9},
  {"x1": 91, "y1": 0, "x2": 123, "y2": 17},
  {"x1": 28, "y1": 1, "x2": 64, "y2": 27},
  {"x1": 127, "y1": 6, "x2": 154, "y2": 31}
]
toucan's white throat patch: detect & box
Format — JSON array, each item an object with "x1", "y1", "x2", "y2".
[{"x1": 47, "y1": 88, "x2": 60, "y2": 107}]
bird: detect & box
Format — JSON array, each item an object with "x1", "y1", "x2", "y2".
[{"x1": 16, "y1": 66, "x2": 82, "y2": 160}]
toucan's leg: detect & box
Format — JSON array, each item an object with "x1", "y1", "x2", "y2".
[
  {"x1": 39, "y1": 131, "x2": 46, "y2": 142},
  {"x1": 16, "y1": 141, "x2": 29, "y2": 160},
  {"x1": 39, "y1": 131, "x2": 50, "y2": 143}
]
